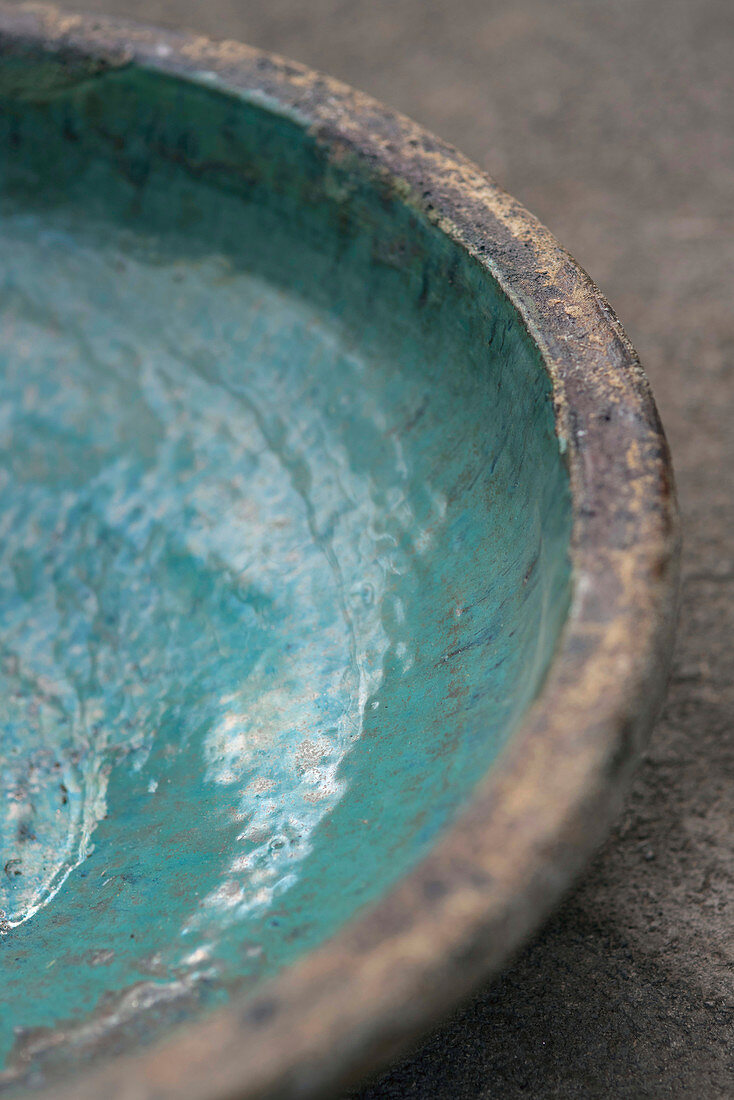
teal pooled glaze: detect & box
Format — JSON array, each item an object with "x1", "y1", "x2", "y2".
[{"x1": 0, "y1": 64, "x2": 572, "y2": 1083}]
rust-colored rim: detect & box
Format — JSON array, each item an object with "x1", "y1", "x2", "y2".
[{"x1": 0, "y1": 6, "x2": 680, "y2": 1098}]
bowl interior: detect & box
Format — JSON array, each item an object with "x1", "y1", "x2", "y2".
[{"x1": 0, "y1": 59, "x2": 572, "y2": 1082}]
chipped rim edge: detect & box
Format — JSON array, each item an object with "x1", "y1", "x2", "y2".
[{"x1": 0, "y1": 5, "x2": 680, "y2": 1099}]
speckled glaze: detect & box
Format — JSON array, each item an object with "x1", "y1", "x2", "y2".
[
  {"x1": 0, "y1": 70, "x2": 571, "y2": 1073},
  {"x1": 0, "y1": 6, "x2": 679, "y2": 1100}
]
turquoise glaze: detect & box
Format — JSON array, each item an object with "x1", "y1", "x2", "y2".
[{"x1": 0, "y1": 63, "x2": 572, "y2": 1082}]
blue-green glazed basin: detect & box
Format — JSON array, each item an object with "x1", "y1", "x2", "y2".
[{"x1": 0, "y1": 7, "x2": 678, "y2": 1099}]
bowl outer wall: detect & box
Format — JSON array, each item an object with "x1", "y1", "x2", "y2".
[{"x1": 0, "y1": 5, "x2": 680, "y2": 1099}]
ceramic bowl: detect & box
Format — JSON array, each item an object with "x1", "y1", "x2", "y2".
[{"x1": 0, "y1": 6, "x2": 678, "y2": 1098}]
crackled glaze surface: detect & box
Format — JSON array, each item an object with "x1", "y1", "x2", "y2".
[{"x1": 0, "y1": 64, "x2": 572, "y2": 1082}]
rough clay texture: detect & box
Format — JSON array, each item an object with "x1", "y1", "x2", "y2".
[{"x1": 6, "y1": 0, "x2": 733, "y2": 1097}]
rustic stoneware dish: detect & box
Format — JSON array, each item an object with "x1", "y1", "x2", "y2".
[{"x1": 0, "y1": 5, "x2": 678, "y2": 1098}]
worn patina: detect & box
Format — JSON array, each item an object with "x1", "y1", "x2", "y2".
[{"x1": 0, "y1": 5, "x2": 678, "y2": 1100}]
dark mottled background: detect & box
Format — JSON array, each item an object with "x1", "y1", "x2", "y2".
[{"x1": 8, "y1": 1, "x2": 733, "y2": 1095}]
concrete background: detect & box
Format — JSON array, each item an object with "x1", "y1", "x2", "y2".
[{"x1": 10, "y1": 1, "x2": 733, "y2": 1095}]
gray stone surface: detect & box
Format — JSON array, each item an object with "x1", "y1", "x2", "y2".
[{"x1": 9, "y1": 0, "x2": 734, "y2": 1095}]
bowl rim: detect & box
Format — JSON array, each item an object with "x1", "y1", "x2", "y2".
[{"x1": 0, "y1": 5, "x2": 680, "y2": 1098}]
